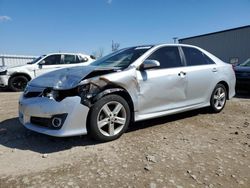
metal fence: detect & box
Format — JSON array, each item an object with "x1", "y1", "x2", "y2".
[{"x1": 0, "y1": 55, "x2": 37, "y2": 68}]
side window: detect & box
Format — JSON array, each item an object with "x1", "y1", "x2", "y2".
[
  {"x1": 146, "y1": 47, "x2": 183, "y2": 69},
  {"x1": 63, "y1": 55, "x2": 80, "y2": 64},
  {"x1": 43, "y1": 55, "x2": 61, "y2": 65},
  {"x1": 182, "y1": 47, "x2": 215, "y2": 66}
]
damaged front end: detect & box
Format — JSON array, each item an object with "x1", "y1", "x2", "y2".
[
  {"x1": 19, "y1": 67, "x2": 124, "y2": 137},
  {"x1": 24, "y1": 66, "x2": 124, "y2": 108},
  {"x1": 40, "y1": 78, "x2": 111, "y2": 107},
  {"x1": 41, "y1": 77, "x2": 127, "y2": 109}
]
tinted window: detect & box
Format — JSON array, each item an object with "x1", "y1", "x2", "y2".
[
  {"x1": 146, "y1": 47, "x2": 182, "y2": 69},
  {"x1": 182, "y1": 47, "x2": 215, "y2": 66},
  {"x1": 43, "y1": 55, "x2": 61, "y2": 65},
  {"x1": 63, "y1": 55, "x2": 80, "y2": 64}
]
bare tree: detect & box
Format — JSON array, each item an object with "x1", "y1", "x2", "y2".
[
  {"x1": 111, "y1": 40, "x2": 120, "y2": 52},
  {"x1": 92, "y1": 47, "x2": 104, "y2": 59}
]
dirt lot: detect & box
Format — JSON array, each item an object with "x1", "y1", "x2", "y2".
[{"x1": 0, "y1": 91, "x2": 250, "y2": 188}]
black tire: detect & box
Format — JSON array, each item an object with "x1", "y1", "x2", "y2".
[
  {"x1": 89, "y1": 94, "x2": 131, "y2": 142},
  {"x1": 8, "y1": 75, "x2": 29, "y2": 92},
  {"x1": 210, "y1": 84, "x2": 227, "y2": 113}
]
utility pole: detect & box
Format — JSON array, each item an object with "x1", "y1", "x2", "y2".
[{"x1": 173, "y1": 37, "x2": 178, "y2": 44}]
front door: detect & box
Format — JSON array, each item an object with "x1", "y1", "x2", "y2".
[
  {"x1": 35, "y1": 54, "x2": 62, "y2": 77},
  {"x1": 137, "y1": 46, "x2": 188, "y2": 116}
]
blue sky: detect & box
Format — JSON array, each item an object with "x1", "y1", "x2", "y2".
[{"x1": 0, "y1": 0, "x2": 250, "y2": 56}]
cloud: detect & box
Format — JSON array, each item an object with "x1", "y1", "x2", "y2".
[
  {"x1": 0, "y1": 16, "x2": 11, "y2": 22},
  {"x1": 107, "y1": 0, "x2": 112, "y2": 4}
]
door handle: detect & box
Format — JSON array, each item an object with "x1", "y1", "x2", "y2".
[
  {"x1": 178, "y1": 71, "x2": 186, "y2": 76},
  {"x1": 212, "y1": 68, "x2": 218, "y2": 72}
]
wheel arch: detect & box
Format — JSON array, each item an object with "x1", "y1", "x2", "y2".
[
  {"x1": 86, "y1": 86, "x2": 135, "y2": 134},
  {"x1": 217, "y1": 81, "x2": 229, "y2": 99},
  {"x1": 9, "y1": 72, "x2": 32, "y2": 82}
]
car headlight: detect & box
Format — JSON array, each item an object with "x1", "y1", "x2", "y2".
[
  {"x1": 0, "y1": 66, "x2": 7, "y2": 75},
  {"x1": 43, "y1": 88, "x2": 59, "y2": 100},
  {"x1": 78, "y1": 84, "x2": 90, "y2": 96},
  {"x1": 0, "y1": 70, "x2": 7, "y2": 75}
]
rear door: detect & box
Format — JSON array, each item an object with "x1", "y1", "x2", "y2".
[
  {"x1": 181, "y1": 47, "x2": 217, "y2": 105},
  {"x1": 137, "y1": 46, "x2": 188, "y2": 116}
]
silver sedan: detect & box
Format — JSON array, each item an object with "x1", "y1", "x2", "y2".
[{"x1": 19, "y1": 44, "x2": 236, "y2": 141}]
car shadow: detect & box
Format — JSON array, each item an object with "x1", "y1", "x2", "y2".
[
  {"x1": 0, "y1": 117, "x2": 97, "y2": 154},
  {"x1": 128, "y1": 107, "x2": 211, "y2": 132},
  {"x1": 0, "y1": 88, "x2": 12, "y2": 92},
  {"x1": 0, "y1": 107, "x2": 211, "y2": 154}
]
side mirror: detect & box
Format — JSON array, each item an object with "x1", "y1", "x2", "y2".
[
  {"x1": 38, "y1": 60, "x2": 45, "y2": 65},
  {"x1": 38, "y1": 60, "x2": 45, "y2": 68},
  {"x1": 139, "y1": 60, "x2": 160, "y2": 70},
  {"x1": 90, "y1": 55, "x2": 96, "y2": 60}
]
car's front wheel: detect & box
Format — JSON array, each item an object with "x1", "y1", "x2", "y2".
[
  {"x1": 89, "y1": 94, "x2": 131, "y2": 142},
  {"x1": 9, "y1": 75, "x2": 29, "y2": 92},
  {"x1": 210, "y1": 84, "x2": 227, "y2": 113}
]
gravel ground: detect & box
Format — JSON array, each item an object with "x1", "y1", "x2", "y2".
[{"x1": 0, "y1": 91, "x2": 249, "y2": 188}]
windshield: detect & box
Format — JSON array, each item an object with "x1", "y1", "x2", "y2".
[
  {"x1": 27, "y1": 55, "x2": 46, "y2": 64},
  {"x1": 91, "y1": 46, "x2": 153, "y2": 68},
  {"x1": 239, "y1": 58, "x2": 250, "y2": 67}
]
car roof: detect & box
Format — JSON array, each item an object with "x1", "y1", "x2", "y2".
[
  {"x1": 154, "y1": 43, "x2": 202, "y2": 48},
  {"x1": 45, "y1": 53, "x2": 89, "y2": 56},
  {"x1": 130, "y1": 43, "x2": 204, "y2": 50}
]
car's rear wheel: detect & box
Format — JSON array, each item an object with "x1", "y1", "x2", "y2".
[
  {"x1": 210, "y1": 84, "x2": 227, "y2": 113},
  {"x1": 89, "y1": 94, "x2": 131, "y2": 142},
  {"x1": 9, "y1": 75, "x2": 29, "y2": 92}
]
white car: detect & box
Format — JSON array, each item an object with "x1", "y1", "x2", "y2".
[
  {"x1": 0, "y1": 53, "x2": 95, "y2": 91},
  {"x1": 19, "y1": 44, "x2": 236, "y2": 142}
]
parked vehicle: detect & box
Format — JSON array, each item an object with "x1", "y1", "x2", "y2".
[
  {"x1": 0, "y1": 53, "x2": 94, "y2": 91},
  {"x1": 19, "y1": 44, "x2": 236, "y2": 142},
  {"x1": 234, "y1": 58, "x2": 250, "y2": 91}
]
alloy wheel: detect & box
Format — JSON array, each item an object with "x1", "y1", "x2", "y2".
[
  {"x1": 213, "y1": 87, "x2": 226, "y2": 110},
  {"x1": 97, "y1": 101, "x2": 127, "y2": 137}
]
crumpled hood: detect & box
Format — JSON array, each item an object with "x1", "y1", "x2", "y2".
[{"x1": 29, "y1": 66, "x2": 117, "y2": 90}]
